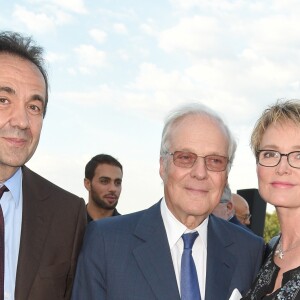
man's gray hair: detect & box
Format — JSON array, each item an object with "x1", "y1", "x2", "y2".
[
  {"x1": 220, "y1": 185, "x2": 232, "y2": 203},
  {"x1": 160, "y1": 102, "x2": 237, "y2": 171}
]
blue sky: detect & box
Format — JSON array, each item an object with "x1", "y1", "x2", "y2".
[{"x1": 1, "y1": 0, "x2": 300, "y2": 213}]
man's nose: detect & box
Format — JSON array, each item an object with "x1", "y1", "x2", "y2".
[
  {"x1": 9, "y1": 104, "x2": 30, "y2": 129},
  {"x1": 190, "y1": 157, "x2": 208, "y2": 180}
]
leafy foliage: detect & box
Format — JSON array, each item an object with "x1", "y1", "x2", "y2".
[{"x1": 263, "y1": 211, "x2": 280, "y2": 242}]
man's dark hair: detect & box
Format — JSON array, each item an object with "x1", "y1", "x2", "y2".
[
  {"x1": 0, "y1": 31, "x2": 49, "y2": 116},
  {"x1": 85, "y1": 154, "x2": 123, "y2": 180}
]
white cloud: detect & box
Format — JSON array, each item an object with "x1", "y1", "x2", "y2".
[
  {"x1": 28, "y1": 0, "x2": 88, "y2": 14},
  {"x1": 96, "y1": 7, "x2": 136, "y2": 20},
  {"x1": 249, "y1": 15, "x2": 300, "y2": 55},
  {"x1": 239, "y1": 49, "x2": 258, "y2": 61},
  {"x1": 129, "y1": 63, "x2": 193, "y2": 91},
  {"x1": 117, "y1": 49, "x2": 129, "y2": 61},
  {"x1": 122, "y1": 56, "x2": 297, "y2": 125},
  {"x1": 53, "y1": 9, "x2": 73, "y2": 24},
  {"x1": 54, "y1": 63, "x2": 197, "y2": 119},
  {"x1": 57, "y1": 84, "x2": 114, "y2": 105},
  {"x1": 13, "y1": 5, "x2": 56, "y2": 33},
  {"x1": 46, "y1": 51, "x2": 66, "y2": 63},
  {"x1": 289, "y1": 81, "x2": 300, "y2": 90},
  {"x1": 89, "y1": 28, "x2": 107, "y2": 43},
  {"x1": 53, "y1": 0, "x2": 88, "y2": 14},
  {"x1": 67, "y1": 68, "x2": 77, "y2": 76},
  {"x1": 74, "y1": 44, "x2": 107, "y2": 72},
  {"x1": 113, "y1": 23, "x2": 128, "y2": 34},
  {"x1": 158, "y1": 16, "x2": 219, "y2": 53},
  {"x1": 169, "y1": 0, "x2": 241, "y2": 11},
  {"x1": 12, "y1": 4, "x2": 72, "y2": 33},
  {"x1": 273, "y1": 0, "x2": 300, "y2": 13},
  {"x1": 140, "y1": 22, "x2": 157, "y2": 36}
]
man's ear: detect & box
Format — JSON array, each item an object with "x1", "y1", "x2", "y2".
[
  {"x1": 84, "y1": 178, "x2": 91, "y2": 191},
  {"x1": 226, "y1": 201, "x2": 234, "y2": 213},
  {"x1": 159, "y1": 157, "x2": 165, "y2": 180}
]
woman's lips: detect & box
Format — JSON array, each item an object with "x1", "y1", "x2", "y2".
[{"x1": 271, "y1": 181, "x2": 295, "y2": 188}]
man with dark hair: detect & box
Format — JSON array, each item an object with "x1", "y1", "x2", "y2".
[
  {"x1": 0, "y1": 31, "x2": 86, "y2": 300},
  {"x1": 85, "y1": 154, "x2": 123, "y2": 222}
]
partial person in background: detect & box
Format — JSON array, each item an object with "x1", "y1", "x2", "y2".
[
  {"x1": 212, "y1": 184, "x2": 235, "y2": 221},
  {"x1": 213, "y1": 185, "x2": 252, "y2": 231},
  {"x1": 232, "y1": 193, "x2": 252, "y2": 226},
  {"x1": 72, "y1": 102, "x2": 264, "y2": 300},
  {"x1": 84, "y1": 154, "x2": 122, "y2": 222},
  {"x1": 0, "y1": 31, "x2": 86, "y2": 300},
  {"x1": 242, "y1": 100, "x2": 300, "y2": 299}
]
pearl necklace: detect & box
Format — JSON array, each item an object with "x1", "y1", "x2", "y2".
[{"x1": 275, "y1": 239, "x2": 300, "y2": 259}]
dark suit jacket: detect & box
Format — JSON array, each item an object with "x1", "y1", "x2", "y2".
[
  {"x1": 14, "y1": 166, "x2": 86, "y2": 300},
  {"x1": 229, "y1": 214, "x2": 244, "y2": 226},
  {"x1": 229, "y1": 215, "x2": 254, "y2": 233},
  {"x1": 72, "y1": 201, "x2": 264, "y2": 300}
]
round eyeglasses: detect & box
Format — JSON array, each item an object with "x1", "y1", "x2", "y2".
[
  {"x1": 165, "y1": 151, "x2": 229, "y2": 172},
  {"x1": 257, "y1": 150, "x2": 300, "y2": 169}
]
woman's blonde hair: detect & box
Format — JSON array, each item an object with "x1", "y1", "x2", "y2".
[{"x1": 251, "y1": 99, "x2": 300, "y2": 159}]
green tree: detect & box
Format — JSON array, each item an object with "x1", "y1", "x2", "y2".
[{"x1": 263, "y1": 211, "x2": 280, "y2": 242}]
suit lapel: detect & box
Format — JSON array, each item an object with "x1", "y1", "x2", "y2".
[
  {"x1": 205, "y1": 215, "x2": 236, "y2": 300},
  {"x1": 15, "y1": 166, "x2": 52, "y2": 299},
  {"x1": 132, "y1": 202, "x2": 181, "y2": 300}
]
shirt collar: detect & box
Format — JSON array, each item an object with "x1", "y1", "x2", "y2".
[
  {"x1": 160, "y1": 197, "x2": 208, "y2": 249},
  {"x1": 3, "y1": 167, "x2": 22, "y2": 206}
]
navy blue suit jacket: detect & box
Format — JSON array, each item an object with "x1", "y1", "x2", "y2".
[{"x1": 72, "y1": 201, "x2": 264, "y2": 300}]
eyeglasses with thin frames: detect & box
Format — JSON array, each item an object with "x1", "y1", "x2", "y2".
[
  {"x1": 165, "y1": 151, "x2": 229, "y2": 172},
  {"x1": 257, "y1": 150, "x2": 300, "y2": 169},
  {"x1": 236, "y1": 213, "x2": 251, "y2": 221}
]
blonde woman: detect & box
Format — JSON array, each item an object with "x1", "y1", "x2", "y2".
[{"x1": 242, "y1": 100, "x2": 300, "y2": 299}]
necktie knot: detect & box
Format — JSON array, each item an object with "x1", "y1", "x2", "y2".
[
  {"x1": 182, "y1": 231, "x2": 199, "y2": 250},
  {"x1": 0, "y1": 186, "x2": 8, "y2": 199}
]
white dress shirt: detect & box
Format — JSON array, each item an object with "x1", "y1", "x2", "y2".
[
  {"x1": 1, "y1": 168, "x2": 23, "y2": 300},
  {"x1": 160, "y1": 198, "x2": 208, "y2": 300}
]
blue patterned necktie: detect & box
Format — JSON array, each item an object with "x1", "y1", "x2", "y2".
[{"x1": 180, "y1": 231, "x2": 201, "y2": 300}]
